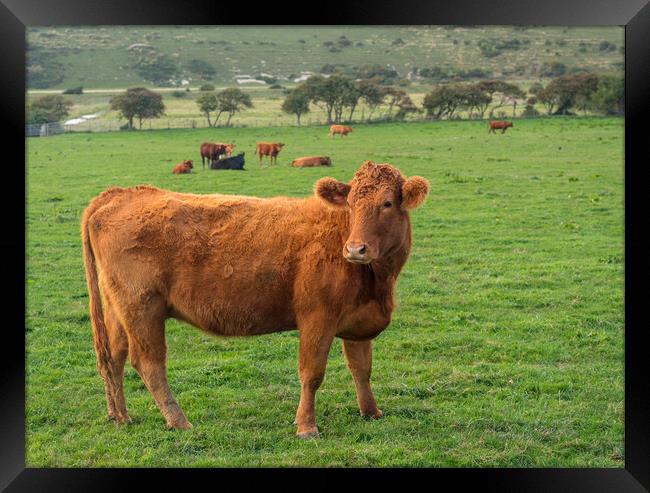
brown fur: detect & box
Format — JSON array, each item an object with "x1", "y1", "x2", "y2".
[
  {"x1": 256, "y1": 142, "x2": 285, "y2": 166},
  {"x1": 488, "y1": 120, "x2": 513, "y2": 134},
  {"x1": 172, "y1": 160, "x2": 193, "y2": 174},
  {"x1": 215, "y1": 143, "x2": 236, "y2": 157},
  {"x1": 291, "y1": 156, "x2": 332, "y2": 168},
  {"x1": 81, "y1": 162, "x2": 429, "y2": 436},
  {"x1": 200, "y1": 142, "x2": 227, "y2": 168},
  {"x1": 329, "y1": 125, "x2": 353, "y2": 137}
]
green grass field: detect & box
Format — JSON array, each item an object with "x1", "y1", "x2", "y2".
[{"x1": 26, "y1": 117, "x2": 624, "y2": 467}]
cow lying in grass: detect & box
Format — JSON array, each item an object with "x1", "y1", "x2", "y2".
[
  {"x1": 172, "y1": 160, "x2": 193, "y2": 174},
  {"x1": 210, "y1": 152, "x2": 245, "y2": 170},
  {"x1": 81, "y1": 161, "x2": 429, "y2": 438},
  {"x1": 291, "y1": 156, "x2": 332, "y2": 168}
]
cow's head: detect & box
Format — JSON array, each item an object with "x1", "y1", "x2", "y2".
[
  {"x1": 315, "y1": 161, "x2": 429, "y2": 264},
  {"x1": 184, "y1": 160, "x2": 194, "y2": 169}
]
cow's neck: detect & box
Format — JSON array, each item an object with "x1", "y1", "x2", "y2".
[{"x1": 353, "y1": 225, "x2": 411, "y2": 314}]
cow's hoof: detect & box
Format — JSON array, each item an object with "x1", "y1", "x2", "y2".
[
  {"x1": 296, "y1": 427, "x2": 320, "y2": 439},
  {"x1": 109, "y1": 413, "x2": 132, "y2": 425},
  {"x1": 361, "y1": 409, "x2": 384, "y2": 420},
  {"x1": 167, "y1": 418, "x2": 193, "y2": 430}
]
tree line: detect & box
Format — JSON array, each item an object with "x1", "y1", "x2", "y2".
[
  {"x1": 26, "y1": 72, "x2": 623, "y2": 128},
  {"x1": 280, "y1": 72, "x2": 623, "y2": 125}
]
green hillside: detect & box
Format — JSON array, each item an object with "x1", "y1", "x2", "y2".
[{"x1": 27, "y1": 26, "x2": 624, "y2": 90}]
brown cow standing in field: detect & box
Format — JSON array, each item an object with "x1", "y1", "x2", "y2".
[
  {"x1": 291, "y1": 156, "x2": 332, "y2": 168},
  {"x1": 256, "y1": 142, "x2": 285, "y2": 166},
  {"x1": 172, "y1": 160, "x2": 193, "y2": 174},
  {"x1": 200, "y1": 142, "x2": 227, "y2": 169},
  {"x1": 215, "y1": 143, "x2": 236, "y2": 157},
  {"x1": 330, "y1": 124, "x2": 353, "y2": 137},
  {"x1": 81, "y1": 161, "x2": 429, "y2": 438},
  {"x1": 488, "y1": 120, "x2": 513, "y2": 134}
]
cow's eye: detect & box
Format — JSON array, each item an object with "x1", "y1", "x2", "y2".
[{"x1": 383, "y1": 201, "x2": 392, "y2": 209}]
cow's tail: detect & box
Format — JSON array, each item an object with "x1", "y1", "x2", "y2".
[{"x1": 81, "y1": 199, "x2": 115, "y2": 396}]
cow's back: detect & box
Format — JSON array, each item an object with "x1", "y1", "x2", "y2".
[{"x1": 85, "y1": 186, "x2": 347, "y2": 336}]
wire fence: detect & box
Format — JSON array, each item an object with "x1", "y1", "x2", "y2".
[
  {"x1": 26, "y1": 118, "x2": 330, "y2": 136},
  {"x1": 25, "y1": 110, "x2": 539, "y2": 138}
]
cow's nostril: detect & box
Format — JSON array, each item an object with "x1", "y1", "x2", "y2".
[{"x1": 358, "y1": 245, "x2": 367, "y2": 255}]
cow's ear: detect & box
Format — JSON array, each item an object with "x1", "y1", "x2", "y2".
[
  {"x1": 315, "y1": 177, "x2": 351, "y2": 208},
  {"x1": 401, "y1": 176, "x2": 429, "y2": 210}
]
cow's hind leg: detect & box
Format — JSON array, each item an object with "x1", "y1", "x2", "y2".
[
  {"x1": 120, "y1": 295, "x2": 192, "y2": 429},
  {"x1": 103, "y1": 304, "x2": 130, "y2": 423},
  {"x1": 342, "y1": 339, "x2": 383, "y2": 419}
]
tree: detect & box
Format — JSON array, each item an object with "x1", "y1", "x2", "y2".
[
  {"x1": 539, "y1": 73, "x2": 599, "y2": 115},
  {"x1": 476, "y1": 80, "x2": 525, "y2": 118},
  {"x1": 589, "y1": 74, "x2": 623, "y2": 115},
  {"x1": 196, "y1": 92, "x2": 219, "y2": 127},
  {"x1": 383, "y1": 87, "x2": 408, "y2": 119},
  {"x1": 394, "y1": 94, "x2": 420, "y2": 120},
  {"x1": 302, "y1": 75, "x2": 335, "y2": 123},
  {"x1": 27, "y1": 95, "x2": 73, "y2": 124},
  {"x1": 461, "y1": 84, "x2": 492, "y2": 119},
  {"x1": 109, "y1": 87, "x2": 165, "y2": 129},
  {"x1": 341, "y1": 80, "x2": 361, "y2": 122},
  {"x1": 422, "y1": 85, "x2": 466, "y2": 120},
  {"x1": 216, "y1": 88, "x2": 253, "y2": 126},
  {"x1": 281, "y1": 87, "x2": 310, "y2": 125},
  {"x1": 356, "y1": 79, "x2": 385, "y2": 121},
  {"x1": 302, "y1": 74, "x2": 358, "y2": 124},
  {"x1": 529, "y1": 82, "x2": 544, "y2": 96}
]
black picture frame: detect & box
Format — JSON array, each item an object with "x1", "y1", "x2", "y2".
[{"x1": 4, "y1": 0, "x2": 649, "y2": 490}]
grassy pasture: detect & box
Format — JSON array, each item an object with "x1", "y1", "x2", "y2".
[{"x1": 26, "y1": 117, "x2": 624, "y2": 467}]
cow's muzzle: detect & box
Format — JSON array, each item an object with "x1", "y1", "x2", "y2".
[{"x1": 344, "y1": 242, "x2": 372, "y2": 264}]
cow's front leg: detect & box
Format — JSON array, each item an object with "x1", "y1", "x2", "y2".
[
  {"x1": 295, "y1": 324, "x2": 334, "y2": 438},
  {"x1": 342, "y1": 339, "x2": 383, "y2": 419}
]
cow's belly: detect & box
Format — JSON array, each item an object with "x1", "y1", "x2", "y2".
[{"x1": 167, "y1": 262, "x2": 297, "y2": 337}]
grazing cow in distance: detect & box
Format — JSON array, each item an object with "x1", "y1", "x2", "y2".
[
  {"x1": 81, "y1": 161, "x2": 429, "y2": 437},
  {"x1": 256, "y1": 142, "x2": 285, "y2": 166},
  {"x1": 200, "y1": 142, "x2": 227, "y2": 169},
  {"x1": 210, "y1": 152, "x2": 245, "y2": 170},
  {"x1": 291, "y1": 156, "x2": 332, "y2": 168},
  {"x1": 172, "y1": 160, "x2": 193, "y2": 174},
  {"x1": 330, "y1": 124, "x2": 353, "y2": 137},
  {"x1": 488, "y1": 120, "x2": 514, "y2": 134}
]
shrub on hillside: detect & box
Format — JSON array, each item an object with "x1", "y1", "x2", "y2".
[{"x1": 62, "y1": 86, "x2": 83, "y2": 95}]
